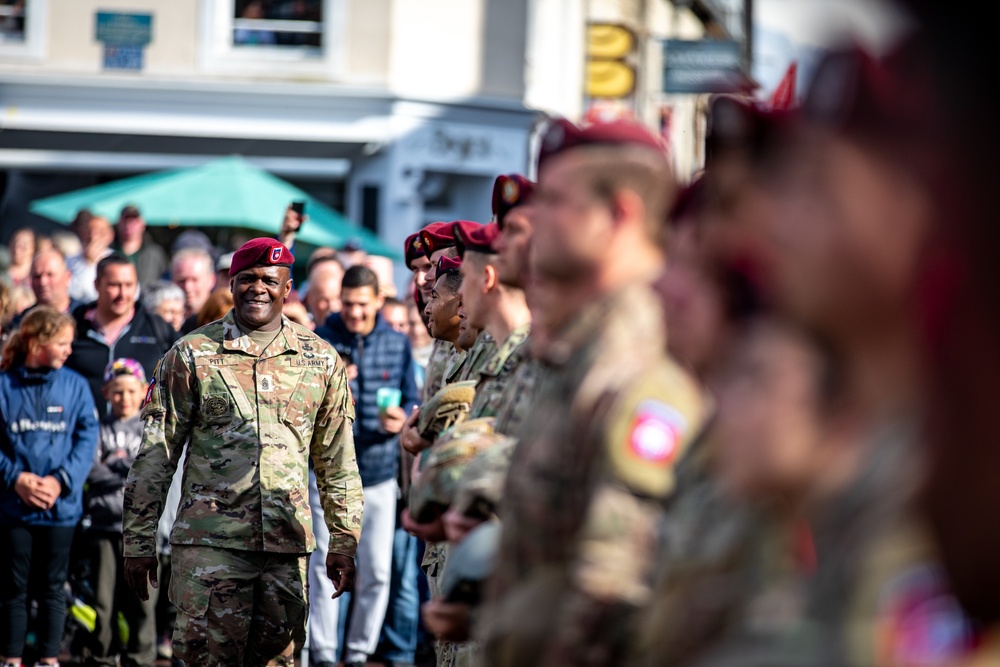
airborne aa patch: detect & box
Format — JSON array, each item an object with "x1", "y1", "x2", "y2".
[{"x1": 627, "y1": 400, "x2": 685, "y2": 465}]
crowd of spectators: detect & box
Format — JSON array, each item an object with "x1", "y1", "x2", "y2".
[{"x1": 0, "y1": 203, "x2": 424, "y2": 666}]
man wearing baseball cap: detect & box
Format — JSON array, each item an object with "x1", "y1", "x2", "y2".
[
  {"x1": 114, "y1": 204, "x2": 168, "y2": 289},
  {"x1": 123, "y1": 238, "x2": 363, "y2": 667}
]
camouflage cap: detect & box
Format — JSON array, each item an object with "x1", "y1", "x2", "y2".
[
  {"x1": 409, "y1": 417, "x2": 499, "y2": 523},
  {"x1": 416, "y1": 380, "x2": 477, "y2": 440},
  {"x1": 451, "y1": 436, "x2": 518, "y2": 520}
]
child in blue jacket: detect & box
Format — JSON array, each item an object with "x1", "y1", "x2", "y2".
[{"x1": 0, "y1": 307, "x2": 99, "y2": 667}]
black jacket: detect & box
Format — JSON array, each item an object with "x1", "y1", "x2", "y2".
[
  {"x1": 84, "y1": 414, "x2": 143, "y2": 533},
  {"x1": 66, "y1": 303, "x2": 178, "y2": 416}
]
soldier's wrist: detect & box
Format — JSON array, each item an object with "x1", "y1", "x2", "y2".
[
  {"x1": 327, "y1": 535, "x2": 358, "y2": 559},
  {"x1": 123, "y1": 545, "x2": 157, "y2": 559}
]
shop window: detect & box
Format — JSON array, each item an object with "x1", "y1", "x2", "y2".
[
  {"x1": 200, "y1": 0, "x2": 341, "y2": 74},
  {"x1": 232, "y1": 0, "x2": 322, "y2": 50},
  {"x1": 0, "y1": 0, "x2": 46, "y2": 60}
]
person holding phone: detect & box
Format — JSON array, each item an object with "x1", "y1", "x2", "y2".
[{"x1": 279, "y1": 201, "x2": 307, "y2": 252}]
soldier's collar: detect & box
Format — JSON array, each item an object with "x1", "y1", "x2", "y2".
[
  {"x1": 539, "y1": 284, "x2": 661, "y2": 368},
  {"x1": 221, "y1": 312, "x2": 300, "y2": 357},
  {"x1": 479, "y1": 323, "x2": 531, "y2": 377}
]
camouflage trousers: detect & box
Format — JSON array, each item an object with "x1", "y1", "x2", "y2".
[
  {"x1": 169, "y1": 545, "x2": 309, "y2": 667},
  {"x1": 422, "y1": 543, "x2": 477, "y2": 667}
]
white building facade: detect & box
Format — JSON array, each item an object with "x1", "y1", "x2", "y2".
[{"x1": 1, "y1": 0, "x2": 723, "y2": 278}]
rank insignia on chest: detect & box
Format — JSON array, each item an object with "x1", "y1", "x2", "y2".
[
  {"x1": 204, "y1": 395, "x2": 229, "y2": 417},
  {"x1": 259, "y1": 374, "x2": 274, "y2": 392}
]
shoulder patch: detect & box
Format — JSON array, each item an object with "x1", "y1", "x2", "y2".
[
  {"x1": 142, "y1": 377, "x2": 157, "y2": 408},
  {"x1": 875, "y1": 565, "x2": 975, "y2": 665},
  {"x1": 627, "y1": 401, "x2": 685, "y2": 465},
  {"x1": 603, "y1": 366, "x2": 705, "y2": 499}
]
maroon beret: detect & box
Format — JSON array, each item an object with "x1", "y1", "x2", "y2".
[
  {"x1": 436, "y1": 255, "x2": 462, "y2": 277},
  {"x1": 537, "y1": 117, "x2": 667, "y2": 171},
  {"x1": 420, "y1": 221, "x2": 462, "y2": 259},
  {"x1": 800, "y1": 42, "x2": 936, "y2": 143},
  {"x1": 491, "y1": 174, "x2": 535, "y2": 228},
  {"x1": 705, "y1": 95, "x2": 795, "y2": 166},
  {"x1": 454, "y1": 221, "x2": 499, "y2": 257},
  {"x1": 404, "y1": 231, "x2": 428, "y2": 270},
  {"x1": 229, "y1": 238, "x2": 295, "y2": 277}
]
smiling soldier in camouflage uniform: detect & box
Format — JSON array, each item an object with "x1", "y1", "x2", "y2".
[
  {"x1": 122, "y1": 238, "x2": 363, "y2": 667},
  {"x1": 453, "y1": 219, "x2": 532, "y2": 422}
]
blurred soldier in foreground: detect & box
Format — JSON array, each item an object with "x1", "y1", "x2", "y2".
[
  {"x1": 122, "y1": 238, "x2": 363, "y2": 667},
  {"x1": 686, "y1": 46, "x2": 975, "y2": 666},
  {"x1": 631, "y1": 173, "x2": 799, "y2": 667},
  {"x1": 479, "y1": 118, "x2": 706, "y2": 666},
  {"x1": 890, "y1": 5, "x2": 1000, "y2": 662}
]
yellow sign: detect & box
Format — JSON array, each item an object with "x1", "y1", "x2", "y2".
[
  {"x1": 585, "y1": 23, "x2": 636, "y2": 99},
  {"x1": 586, "y1": 60, "x2": 636, "y2": 98},
  {"x1": 587, "y1": 24, "x2": 634, "y2": 59}
]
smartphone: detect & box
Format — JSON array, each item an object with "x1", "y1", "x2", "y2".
[{"x1": 290, "y1": 201, "x2": 306, "y2": 232}]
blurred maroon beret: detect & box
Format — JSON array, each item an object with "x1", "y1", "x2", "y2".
[
  {"x1": 537, "y1": 117, "x2": 667, "y2": 171},
  {"x1": 229, "y1": 238, "x2": 295, "y2": 277},
  {"x1": 491, "y1": 174, "x2": 536, "y2": 228},
  {"x1": 436, "y1": 255, "x2": 462, "y2": 276},
  {"x1": 454, "y1": 221, "x2": 499, "y2": 257},
  {"x1": 800, "y1": 41, "x2": 938, "y2": 144},
  {"x1": 420, "y1": 221, "x2": 462, "y2": 259}
]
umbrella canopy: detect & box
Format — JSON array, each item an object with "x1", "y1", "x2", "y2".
[{"x1": 29, "y1": 155, "x2": 401, "y2": 259}]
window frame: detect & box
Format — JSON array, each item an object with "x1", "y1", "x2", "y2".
[
  {"x1": 0, "y1": 0, "x2": 48, "y2": 62},
  {"x1": 198, "y1": 0, "x2": 345, "y2": 77}
]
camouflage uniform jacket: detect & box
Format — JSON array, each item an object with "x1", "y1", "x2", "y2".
[
  {"x1": 492, "y1": 354, "x2": 548, "y2": 437},
  {"x1": 454, "y1": 331, "x2": 495, "y2": 383},
  {"x1": 629, "y1": 427, "x2": 805, "y2": 667},
  {"x1": 123, "y1": 312, "x2": 363, "y2": 559},
  {"x1": 469, "y1": 324, "x2": 531, "y2": 420},
  {"x1": 675, "y1": 418, "x2": 975, "y2": 667},
  {"x1": 423, "y1": 339, "x2": 456, "y2": 403},
  {"x1": 479, "y1": 284, "x2": 707, "y2": 667}
]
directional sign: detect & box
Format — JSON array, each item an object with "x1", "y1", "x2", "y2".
[{"x1": 663, "y1": 39, "x2": 746, "y2": 94}]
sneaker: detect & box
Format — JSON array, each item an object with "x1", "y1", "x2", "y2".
[
  {"x1": 1, "y1": 661, "x2": 21, "y2": 667},
  {"x1": 32, "y1": 662, "x2": 59, "y2": 667}
]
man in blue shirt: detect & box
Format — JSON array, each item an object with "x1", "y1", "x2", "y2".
[{"x1": 315, "y1": 265, "x2": 419, "y2": 667}]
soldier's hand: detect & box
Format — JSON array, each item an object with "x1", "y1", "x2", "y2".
[
  {"x1": 442, "y1": 507, "x2": 485, "y2": 545},
  {"x1": 401, "y1": 409, "x2": 431, "y2": 455},
  {"x1": 124, "y1": 556, "x2": 159, "y2": 601},
  {"x1": 401, "y1": 508, "x2": 447, "y2": 543},
  {"x1": 422, "y1": 598, "x2": 472, "y2": 641},
  {"x1": 326, "y1": 552, "x2": 356, "y2": 599}
]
